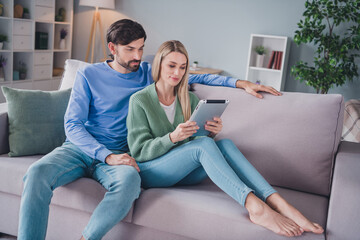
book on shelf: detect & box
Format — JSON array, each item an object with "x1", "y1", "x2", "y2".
[
  {"x1": 267, "y1": 51, "x2": 276, "y2": 69},
  {"x1": 275, "y1": 51, "x2": 283, "y2": 70},
  {"x1": 267, "y1": 51, "x2": 283, "y2": 70}
]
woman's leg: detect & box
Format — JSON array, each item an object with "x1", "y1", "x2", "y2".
[
  {"x1": 215, "y1": 139, "x2": 276, "y2": 201},
  {"x1": 139, "y1": 137, "x2": 302, "y2": 237},
  {"x1": 139, "y1": 137, "x2": 253, "y2": 206},
  {"x1": 175, "y1": 167, "x2": 208, "y2": 186},
  {"x1": 216, "y1": 139, "x2": 323, "y2": 234}
]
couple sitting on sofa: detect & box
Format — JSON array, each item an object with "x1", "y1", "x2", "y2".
[{"x1": 17, "y1": 19, "x2": 323, "y2": 240}]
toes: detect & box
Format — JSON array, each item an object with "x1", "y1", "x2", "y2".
[{"x1": 312, "y1": 223, "x2": 324, "y2": 234}]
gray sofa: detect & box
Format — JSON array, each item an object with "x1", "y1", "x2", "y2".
[{"x1": 0, "y1": 60, "x2": 359, "y2": 240}]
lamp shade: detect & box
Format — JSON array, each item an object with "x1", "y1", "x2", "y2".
[{"x1": 79, "y1": 0, "x2": 115, "y2": 9}]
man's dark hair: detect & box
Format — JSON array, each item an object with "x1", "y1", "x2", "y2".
[
  {"x1": 106, "y1": 18, "x2": 146, "y2": 50},
  {"x1": 106, "y1": 19, "x2": 146, "y2": 59}
]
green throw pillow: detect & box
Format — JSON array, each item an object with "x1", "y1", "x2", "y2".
[{"x1": 1, "y1": 87, "x2": 71, "y2": 157}]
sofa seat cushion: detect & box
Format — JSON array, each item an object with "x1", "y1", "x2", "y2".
[
  {"x1": 0, "y1": 154, "x2": 39, "y2": 196},
  {"x1": 132, "y1": 181, "x2": 328, "y2": 240},
  {"x1": 0, "y1": 154, "x2": 133, "y2": 222}
]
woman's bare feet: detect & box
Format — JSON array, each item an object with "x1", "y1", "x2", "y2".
[
  {"x1": 245, "y1": 193, "x2": 303, "y2": 237},
  {"x1": 266, "y1": 193, "x2": 324, "y2": 234}
]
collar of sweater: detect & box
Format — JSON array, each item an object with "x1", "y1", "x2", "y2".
[{"x1": 147, "y1": 83, "x2": 184, "y2": 127}]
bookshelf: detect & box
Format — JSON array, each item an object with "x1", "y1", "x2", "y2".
[
  {"x1": 245, "y1": 34, "x2": 290, "y2": 91},
  {"x1": 0, "y1": 0, "x2": 73, "y2": 103}
]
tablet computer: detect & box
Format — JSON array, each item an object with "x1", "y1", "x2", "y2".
[{"x1": 189, "y1": 99, "x2": 229, "y2": 136}]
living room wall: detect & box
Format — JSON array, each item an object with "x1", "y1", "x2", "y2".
[{"x1": 72, "y1": 0, "x2": 359, "y2": 101}]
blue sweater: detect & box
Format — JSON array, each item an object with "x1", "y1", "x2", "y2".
[{"x1": 64, "y1": 60, "x2": 237, "y2": 162}]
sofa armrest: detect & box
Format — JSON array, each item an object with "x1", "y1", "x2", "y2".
[
  {"x1": 0, "y1": 103, "x2": 9, "y2": 155},
  {"x1": 326, "y1": 141, "x2": 360, "y2": 239}
]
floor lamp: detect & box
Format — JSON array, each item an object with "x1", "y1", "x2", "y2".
[{"x1": 79, "y1": 0, "x2": 115, "y2": 63}]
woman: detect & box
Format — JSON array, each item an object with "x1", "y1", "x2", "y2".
[{"x1": 127, "y1": 40, "x2": 324, "y2": 237}]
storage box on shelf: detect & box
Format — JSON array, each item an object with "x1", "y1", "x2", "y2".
[
  {"x1": 245, "y1": 34, "x2": 289, "y2": 91},
  {"x1": 0, "y1": 0, "x2": 73, "y2": 104}
]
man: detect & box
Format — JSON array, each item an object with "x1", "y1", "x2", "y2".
[{"x1": 18, "y1": 19, "x2": 281, "y2": 240}]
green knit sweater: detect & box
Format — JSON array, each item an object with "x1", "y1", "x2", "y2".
[{"x1": 127, "y1": 83, "x2": 199, "y2": 162}]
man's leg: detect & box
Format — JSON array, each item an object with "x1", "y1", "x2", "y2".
[
  {"x1": 18, "y1": 142, "x2": 90, "y2": 240},
  {"x1": 81, "y1": 163, "x2": 141, "y2": 240}
]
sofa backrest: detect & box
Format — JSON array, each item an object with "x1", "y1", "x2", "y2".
[
  {"x1": 191, "y1": 84, "x2": 344, "y2": 197},
  {"x1": 59, "y1": 59, "x2": 90, "y2": 90}
]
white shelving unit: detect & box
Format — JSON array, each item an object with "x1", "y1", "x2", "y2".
[
  {"x1": 245, "y1": 34, "x2": 290, "y2": 91},
  {"x1": 0, "y1": 0, "x2": 73, "y2": 103}
]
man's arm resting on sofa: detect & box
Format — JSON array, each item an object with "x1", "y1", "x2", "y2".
[
  {"x1": 0, "y1": 103, "x2": 9, "y2": 155},
  {"x1": 326, "y1": 141, "x2": 360, "y2": 240}
]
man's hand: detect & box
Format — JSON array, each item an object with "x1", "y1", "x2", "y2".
[
  {"x1": 205, "y1": 117, "x2": 222, "y2": 136},
  {"x1": 170, "y1": 121, "x2": 199, "y2": 143},
  {"x1": 236, "y1": 80, "x2": 282, "y2": 99},
  {"x1": 105, "y1": 153, "x2": 140, "y2": 172}
]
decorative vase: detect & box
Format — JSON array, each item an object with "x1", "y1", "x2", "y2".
[
  {"x1": 0, "y1": 42, "x2": 3, "y2": 50},
  {"x1": 59, "y1": 39, "x2": 65, "y2": 49},
  {"x1": 0, "y1": 67, "x2": 5, "y2": 82},
  {"x1": 255, "y1": 54, "x2": 265, "y2": 68}
]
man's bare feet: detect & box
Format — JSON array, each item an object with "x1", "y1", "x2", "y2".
[
  {"x1": 245, "y1": 193, "x2": 303, "y2": 237},
  {"x1": 266, "y1": 193, "x2": 324, "y2": 234}
]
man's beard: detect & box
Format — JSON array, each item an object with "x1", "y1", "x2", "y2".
[{"x1": 116, "y1": 57, "x2": 141, "y2": 72}]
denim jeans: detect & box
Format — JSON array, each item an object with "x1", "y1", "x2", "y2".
[
  {"x1": 138, "y1": 137, "x2": 276, "y2": 206},
  {"x1": 18, "y1": 142, "x2": 141, "y2": 240}
]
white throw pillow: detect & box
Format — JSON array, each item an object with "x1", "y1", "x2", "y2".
[{"x1": 58, "y1": 59, "x2": 90, "y2": 90}]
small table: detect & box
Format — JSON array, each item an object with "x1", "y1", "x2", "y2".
[{"x1": 189, "y1": 67, "x2": 223, "y2": 75}]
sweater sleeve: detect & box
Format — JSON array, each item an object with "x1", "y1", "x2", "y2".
[
  {"x1": 127, "y1": 96, "x2": 177, "y2": 162},
  {"x1": 64, "y1": 70, "x2": 112, "y2": 162},
  {"x1": 188, "y1": 74, "x2": 238, "y2": 88}
]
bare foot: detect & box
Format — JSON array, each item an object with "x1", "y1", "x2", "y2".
[
  {"x1": 245, "y1": 193, "x2": 303, "y2": 237},
  {"x1": 80, "y1": 236, "x2": 86, "y2": 240},
  {"x1": 266, "y1": 193, "x2": 324, "y2": 234}
]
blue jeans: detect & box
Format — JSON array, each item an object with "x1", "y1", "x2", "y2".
[
  {"x1": 18, "y1": 142, "x2": 141, "y2": 240},
  {"x1": 138, "y1": 137, "x2": 276, "y2": 206}
]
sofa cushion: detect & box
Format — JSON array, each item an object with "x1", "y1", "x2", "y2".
[
  {"x1": 132, "y1": 182, "x2": 327, "y2": 240},
  {"x1": 59, "y1": 59, "x2": 90, "y2": 90},
  {"x1": 1, "y1": 87, "x2": 71, "y2": 157},
  {"x1": 0, "y1": 154, "x2": 39, "y2": 196},
  {"x1": 191, "y1": 84, "x2": 344, "y2": 197},
  {"x1": 0, "y1": 154, "x2": 133, "y2": 222}
]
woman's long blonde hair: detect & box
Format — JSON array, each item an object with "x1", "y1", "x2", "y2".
[{"x1": 152, "y1": 40, "x2": 191, "y2": 121}]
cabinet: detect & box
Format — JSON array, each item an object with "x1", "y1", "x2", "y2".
[
  {"x1": 0, "y1": 0, "x2": 73, "y2": 103},
  {"x1": 245, "y1": 34, "x2": 290, "y2": 91},
  {"x1": 189, "y1": 67, "x2": 223, "y2": 75}
]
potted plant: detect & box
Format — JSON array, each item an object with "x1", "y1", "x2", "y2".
[
  {"x1": 291, "y1": 0, "x2": 360, "y2": 94},
  {"x1": 0, "y1": 34, "x2": 7, "y2": 50},
  {"x1": 192, "y1": 61, "x2": 199, "y2": 69},
  {"x1": 254, "y1": 46, "x2": 266, "y2": 67},
  {"x1": 23, "y1": 7, "x2": 30, "y2": 19},
  {"x1": 0, "y1": 55, "x2": 6, "y2": 82},
  {"x1": 59, "y1": 28, "x2": 68, "y2": 49},
  {"x1": 19, "y1": 61, "x2": 27, "y2": 80}
]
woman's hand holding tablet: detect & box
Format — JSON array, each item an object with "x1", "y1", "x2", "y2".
[{"x1": 189, "y1": 99, "x2": 229, "y2": 136}]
